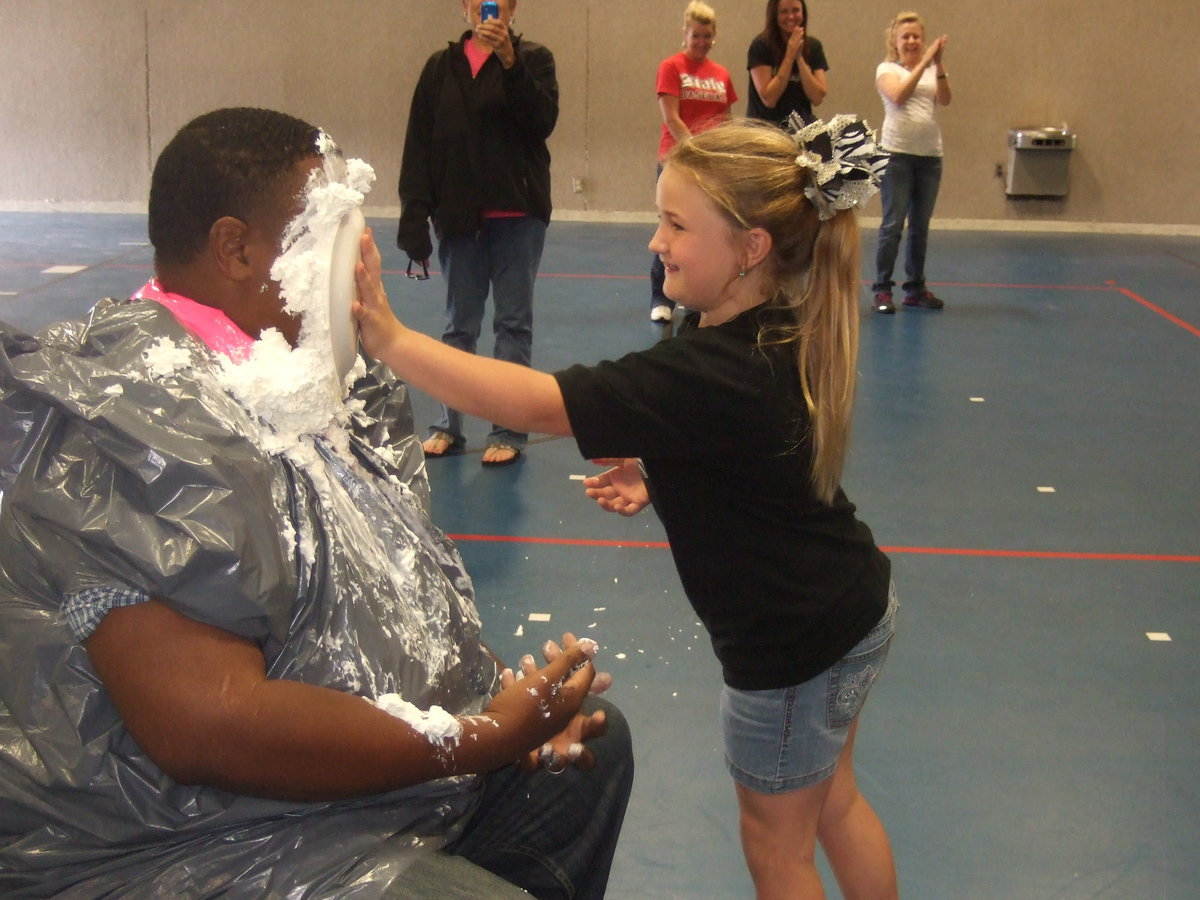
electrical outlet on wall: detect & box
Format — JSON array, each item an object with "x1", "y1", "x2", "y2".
[
  {"x1": 571, "y1": 177, "x2": 584, "y2": 194},
  {"x1": 994, "y1": 164, "x2": 1004, "y2": 179}
]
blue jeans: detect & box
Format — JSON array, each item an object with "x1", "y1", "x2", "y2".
[
  {"x1": 873, "y1": 153, "x2": 942, "y2": 295},
  {"x1": 436, "y1": 216, "x2": 546, "y2": 448},
  {"x1": 446, "y1": 697, "x2": 634, "y2": 899},
  {"x1": 650, "y1": 253, "x2": 671, "y2": 310},
  {"x1": 649, "y1": 164, "x2": 674, "y2": 312}
]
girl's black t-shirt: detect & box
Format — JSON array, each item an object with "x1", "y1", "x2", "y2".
[{"x1": 555, "y1": 305, "x2": 889, "y2": 690}]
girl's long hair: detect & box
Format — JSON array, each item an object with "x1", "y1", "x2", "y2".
[{"x1": 666, "y1": 120, "x2": 860, "y2": 505}]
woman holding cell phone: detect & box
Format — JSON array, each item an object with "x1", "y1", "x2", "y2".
[{"x1": 396, "y1": 0, "x2": 558, "y2": 466}]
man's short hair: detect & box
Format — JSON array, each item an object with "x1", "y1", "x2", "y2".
[{"x1": 148, "y1": 107, "x2": 321, "y2": 267}]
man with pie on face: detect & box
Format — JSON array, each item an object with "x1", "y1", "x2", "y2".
[{"x1": 0, "y1": 106, "x2": 631, "y2": 899}]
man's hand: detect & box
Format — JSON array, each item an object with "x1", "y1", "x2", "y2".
[
  {"x1": 540, "y1": 632, "x2": 613, "y2": 696},
  {"x1": 483, "y1": 636, "x2": 606, "y2": 772}
]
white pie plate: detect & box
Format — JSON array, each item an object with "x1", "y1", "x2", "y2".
[{"x1": 328, "y1": 207, "x2": 366, "y2": 381}]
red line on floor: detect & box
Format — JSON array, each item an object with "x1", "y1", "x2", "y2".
[
  {"x1": 540, "y1": 272, "x2": 643, "y2": 280},
  {"x1": 449, "y1": 533, "x2": 668, "y2": 549},
  {"x1": 0, "y1": 261, "x2": 98, "y2": 270},
  {"x1": 448, "y1": 533, "x2": 1199, "y2": 562},
  {"x1": 93, "y1": 265, "x2": 632, "y2": 279},
  {"x1": 374, "y1": 270, "x2": 1123, "y2": 288},
  {"x1": 375, "y1": 268, "x2": 643, "y2": 281},
  {"x1": 371, "y1": 269, "x2": 1119, "y2": 289},
  {"x1": 927, "y1": 281, "x2": 1117, "y2": 292},
  {"x1": 95, "y1": 264, "x2": 1196, "y2": 337},
  {"x1": 880, "y1": 546, "x2": 1200, "y2": 563},
  {"x1": 1118, "y1": 287, "x2": 1200, "y2": 338}
]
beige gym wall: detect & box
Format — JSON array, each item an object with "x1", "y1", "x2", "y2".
[{"x1": 1, "y1": 0, "x2": 1196, "y2": 232}]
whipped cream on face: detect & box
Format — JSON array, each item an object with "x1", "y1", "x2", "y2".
[
  {"x1": 216, "y1": 132, "x2": 376, "y2": 456},
  {"x1": 192, "y1": 132, "x2": 381, "y2": 571}
]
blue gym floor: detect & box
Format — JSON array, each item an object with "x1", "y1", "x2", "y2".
[{"x1": 1, "y1": 212, "x2": 1197, "y2": 898}]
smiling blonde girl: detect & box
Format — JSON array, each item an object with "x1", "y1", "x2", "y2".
[{"x1": 355, "y1": 116, "x2": 899, "y2": 899}]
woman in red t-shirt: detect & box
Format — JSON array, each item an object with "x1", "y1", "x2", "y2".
[{"x1": 649, "y1": 1, "x2": 738, "y2": 323}]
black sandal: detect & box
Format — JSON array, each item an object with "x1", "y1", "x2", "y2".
[
  {"x1": 481, "y1": 443, "x2": 523, "y2": 468},
  {"x1": 423, "y1": 431, "x2": 464, "y2": 458}
]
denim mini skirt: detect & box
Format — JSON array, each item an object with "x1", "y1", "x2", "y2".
[{"x1": 721, "y1": 583, "x2": 898, "y2": 794}]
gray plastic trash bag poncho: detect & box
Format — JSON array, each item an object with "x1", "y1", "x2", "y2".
[{"x1": 0, "y1": 299, "x2": 498, "y2": 897}]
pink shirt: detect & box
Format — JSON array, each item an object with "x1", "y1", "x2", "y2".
[
  {"x1": 133, "y1": 278, "x2": 255, "y2": 361},
  {"x1": 464, "y1": 36, "x2": 491, "y2": 77}
]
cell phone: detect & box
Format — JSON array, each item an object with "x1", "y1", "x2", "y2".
[{"x1": 481, "y1": 1, "x2": 499, "y2": 22}]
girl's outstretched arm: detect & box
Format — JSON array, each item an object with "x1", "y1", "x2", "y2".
[{"x1": 353, "y1": 230, "x2": 572, "y2": 437}]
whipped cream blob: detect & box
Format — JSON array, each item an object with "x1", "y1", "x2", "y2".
[{"x1": 217, "y1": 132, "x2": 376, "y2": 456}]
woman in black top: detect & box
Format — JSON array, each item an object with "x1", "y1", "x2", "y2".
[{"x1": 746, "y1": 0, "x2": 828, "y2": 126}]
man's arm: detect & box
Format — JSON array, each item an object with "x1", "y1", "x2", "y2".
[{"x1": 85, "y1": 599, "x2": 601, "y2": 801}]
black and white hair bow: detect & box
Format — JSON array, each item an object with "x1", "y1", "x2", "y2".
[{"x1": 786, "y1": 113, "x2": 890, "y2": 221}]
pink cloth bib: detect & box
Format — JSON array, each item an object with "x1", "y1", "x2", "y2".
[{"x1": 133, "y1": 279, "x2": 255, "y2": 362}]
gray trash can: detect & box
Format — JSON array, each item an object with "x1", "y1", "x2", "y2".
[{"x1": 1006, "y1": 127, "x2": 1077, "y2": 197}]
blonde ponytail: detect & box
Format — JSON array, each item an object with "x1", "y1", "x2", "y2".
[
  {"x1": 790, "y1": 211, "x2": 860, "y2": 504},
  {"x1": 666, "y1": 119, "x2": 864, "y2": 505}
]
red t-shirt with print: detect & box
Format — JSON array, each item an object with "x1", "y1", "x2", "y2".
[{"x1": 656, "y1": 52, "x2": 738, "y2": 160}]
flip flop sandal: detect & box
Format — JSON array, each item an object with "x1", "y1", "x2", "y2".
[
  {"x1": 423, "y1": 431, "x2": 464, "y2": 458},
  {"x1": 481, "y1": 443, "x2": 523, "y2": 468}
]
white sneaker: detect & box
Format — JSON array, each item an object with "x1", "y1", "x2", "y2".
[{"x1": 650, "y1": 304, "x2": 673, "y2": 322}]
